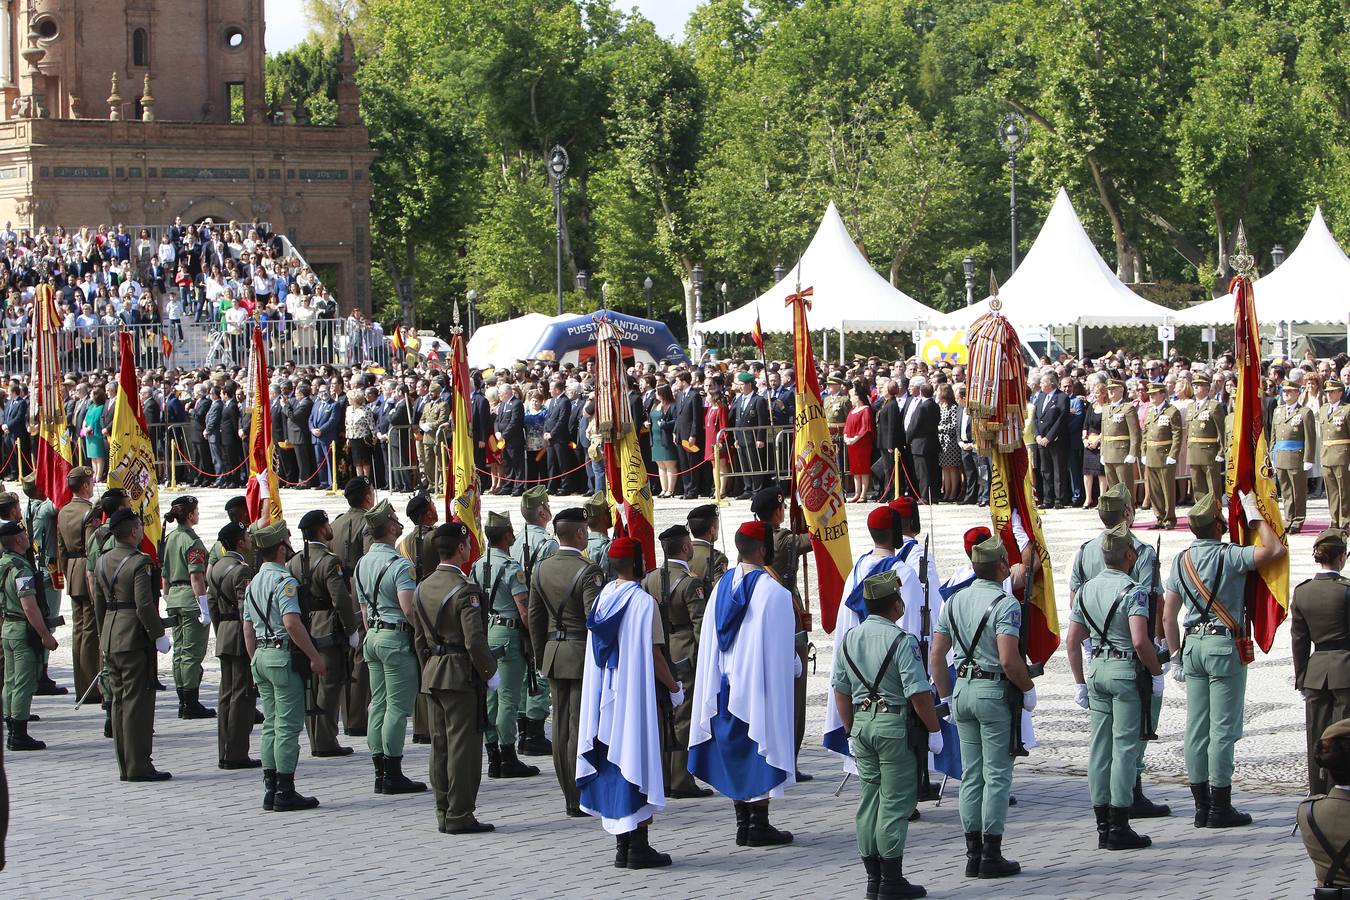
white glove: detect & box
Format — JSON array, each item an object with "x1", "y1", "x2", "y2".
[
  {"x1": 1124, "y1": 454, "x2": 1137, "y2": 464},
  {"x1": 155, "y1": 634, "x2": 171, "y2": 653},
  {"x1": 1022, "y1": 686, "x2": 1038, "y2": 711},
  {"x1": 1166, "y1": 457, "x2": 1177, "y2": 466},
  {"x1": 1074, "y1": 683, "x2": 1090, "y2": 709},
  {"x1": 1238, "y1": 489, "x2": 1262, "y2": 525},
  {"x1": 794, "y1": 655, "x2": 803, "y2": 678},
  {"x1": 420, "y1": 423, "x2": 431, "y2": 432},
  {"x1": 196, "y1": 594, "x2": 211, "y2": 625},
  {"x1": 348, "y1": 631, "x2": 361, "y2": 650},
  {"x1": 670, "y1": 685, "x2": 686, "y2": 707},
  {"x1": 1151, "y1": 674, "x2": 1165, "y2": 696},
  {"x1": 486, "y1": 672, "x2": 501, "y2": 692},
  {"x1": 1215, "y1": 455, "x2": 1224, "y2": 463},
  {"x1": 1304, "y1": 461, "x2": 1314, "y2": 472},
  {"x1": 1171, "y1": 665, "x2": 1186, "y2": 683},
  {"x1": 927, "y1": 730, "x2": 944, "y2": 755}
]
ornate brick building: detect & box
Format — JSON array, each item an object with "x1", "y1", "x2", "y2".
[{"x1": 0, "y1": 0, "x2": 374, "y2": 311}]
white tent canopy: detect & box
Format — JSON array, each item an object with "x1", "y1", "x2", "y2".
[
  {"x1": 938, "y1": 188, "x2": 1174, "y2": 329},
  {"x1": 1174, "y1": 207, "x2": 1350, "y2": 326},
  {"x1": 697, "y1": 201, "x2": 942, "y2": 339},
  {"x1": 466, "y1": 312, "x2": 559, "y2": 369}
]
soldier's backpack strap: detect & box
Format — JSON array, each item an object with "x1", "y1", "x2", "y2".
[
  {"x1": 841, "y1": 629, "x2": 906, "y2": 706},
  {"x1": 246, "y1": 577, "x2": 281, "y2": 641},
  {"x1": 412, "y1": 581, "x2": 472, "y2": 649},
  {"x1": 1304, "y1": 798, "x2": 1350, "y2": 888},
  {"x1": 949, "y1": 595, "x2": 1003, "y2": 667},
  {"x1": 1077, "y1": 586, "x2": 1131, "y2": 653}
]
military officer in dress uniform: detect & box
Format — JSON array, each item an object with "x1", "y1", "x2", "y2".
[
  {"x1": 752, "y1": 486, "x2": 814, "y2": 779},
  {"x1": 1322, "y1": 379, "x2": 1350, "y2": 530},
  {"x1": 527, "y1": 506, "x2": 604, "y2": 817},
  {"x1": 643, "y1": 523, "x2": 712, "y2": 798},
  {"x1": 1186, "y1": 373, "x2": 1226, "y2": 503},
  {"x1": 419, "y1": 378, "x2": 449, "y2": 493},
  {"x1": 1291, "y1": 528, "x2": 1350, "y2": 795},
  {"x1": 687, "y1": 504, "x2": 728, "y2": 604},
  {"x1": 584, "y1": 491, "x2": 613, "y2": 580},
  {"x1": 291, "y1": 509, "x2": 360, "y2": 758},
  {"x1": 1298, "y1": 718, "x2": 1350, "y2": 889},
  {"x1": 1, "y1": 520, "x2": 55, "y2": 750},
  {"x1": 473, "y1": 511, "x2": 539, "y2": 779},
  {"x1": 242, "y1": 520, "x2": 325, "y2": 811},
  {"x1": 931, "y1": 536, "x2": 1032, "y2": 880},
  {"x1": 1066, "y1": 523, "x2": 1166, "y2": 851},
  {"x1": 411, "y1": 521, "x2": 499, "y2": 834},
  {"x1": 399, "y1": 492, "x2": 439, "y2": 746},
  {"x1": 511, "y1": 484, "x2": 557, "y2": 756},
  {"x1": 1162, "y1": 492, "x2": 1286, "y2": 828},
  {"x1": 1273, "y1": 379, "x2": 1317, "y2": 534},
  {"x1": 57, "y1": 466, "x2": 99, "y2": 702},
  {"x1": 330, "y1": 476, "x2": 374, "y2": 737},
  {"x1": 1142, "y1": 382, "x2": 1182, "y2": 530},
  {"x1": 832, "y1": 569, "x2": 941, "y2": 900},
  {"x1": 207, "y1": 522, "x2": 259, "y2": 769},
  {"x1": 161, "y1": 495, "x2": 215, "y2": 719},
  {"x1": 97, "y1": 508, "x2": 172, "y2": 781},
  {"x1": 355, "y1": 499, "x2": 428, "y2": 796},
  {"x1": 1100, "y1": 378, "x2": 1141, "y2": 494},
  {"x1": 824, "y1": 375, "x2": 851, "y2": 485}
]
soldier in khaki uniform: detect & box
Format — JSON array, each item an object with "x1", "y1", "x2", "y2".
[
  {"x1": 824, "y1": 376, "x2": 851, "y2": 487},
  {"x1": 207, "y1": 521, "x2": 259, "y2": 769},
  {"x1": 96, "y1": 508, "x2": 172, "y2": 782},
  {"x1": 87, "y1": 488, "x2": 131, "y2": 735},
  {"x1": 1186, "y1": 373, "x2": 1226, "y2": 503},
  {"x1": 399, "y1": 492, "x2": 439, "y2": 746},
  {"x1": 1142, "y1": 383, "x2": 1182, "y2": 530},
  {"x1": 1273, "y1": 379, "x2": 1317, "y2": 534},
  {"x1": 1298, "y1": 718, "x2": 1350, "y2": 888},
  {"x1": 511, "y1": 485, "x2": 557, "y2": 755},
  {"x1": 410, "y1": 520, "x2": 499, "y2": 834},
  {"x1": 687, "y1": 504, "x2": 728, "y2": 601},
  {"x1": 527, "y1": 506, "x2": 604, "y2": 817},
  {"x1": 290, "y1": 508, "x2": 360, "y2": 757},
  {"x1": 330, "y1": 476, "x2": 374, "y2": 736},
  {"x1": 56, "y1": 466, "x2": 99, "y2": 701},
  {"x1": 584, "y1": 492, "x2": 613, "y2": 581},
  {"x1": 419, "y1": 379, "x2": 449, "y2": 493},
  {"x1": 1100, "y1": 379, "x2": 1141, "y2": 494},
  {"x1": 1321, "y1": 379, "x2": 1350, "y2": 529},
  {"x1": 1291, "y1": 529, "x2": 1350, "y2": 795}
]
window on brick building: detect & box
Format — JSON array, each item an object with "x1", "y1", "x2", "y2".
[
  {"x1": 132, "y1": 29, "x2": 148, "y2": 67},
  {"x1": 227, "y1": 82, "x2": 244, "y2": 124}
]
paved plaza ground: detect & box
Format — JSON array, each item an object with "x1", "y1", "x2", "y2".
[{"x1": 3, "y1": 485, "x2": 1324, "y2": 896}]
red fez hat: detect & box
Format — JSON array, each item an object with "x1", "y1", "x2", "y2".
[
  {"x1": 889, "y1": 497, "x2": 915, "y2": 517},
  {"x1": 867, "y1": 506, "x2": 898, "y2": 530},
  {"x1": 737, "y1": 520, "x2": 770, "y2": 542},
  {"x1": 964, "y1": 526, "x2": 992, "y2": 557},
  {"x1": 607, "y1": 536, "x2": 643, "y2": 560}
]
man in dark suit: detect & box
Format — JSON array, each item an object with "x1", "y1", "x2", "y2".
[
  {"x1": 471, "y1": 376, "x2": 492, "y2": 476},
  {"x1": 204, "y1": 385, "x2": 224, "y2": 484},
  {"x1": 494, "y1": 383, "x2": 525, "y2": 495},
  {"x1": 565, "y1": 383, "x2": 587, "y2": 493},
  {"x1": 218, "y1": 381, "x2": 245, "y2": 488},
  {"x1": 729, "y1": 372, "x2": 770, "y2": 497},
  {"x1": 272, "y1": 382, "x2": 296, "y2": 484},
  {"x1": 872, "y1": 379, "x2": 903, "y2": 500},
  {"x1": 673, "y1": 370, "x2": 704, "y2": 499},
  {"x1": 904, "y1": 378, "x2": 940, "y2": 504},
  {"x1": 956, "y1": 388, "x2": 988, "y2": 505},
  {"x1": 309, "y1": 386, "x2": 340, "y2": 490},
  {"x1": 543, "y1": 379, "x2": 574, "y2": 495},
  {"x1": 286, "y1": 381, "x2": 315, "y2": 487},
  {"x1": 1, "y1": 384, "x2": 29, "y2": 480},
  {"x1": 1033, "y1": 372, "x2": 1071, "y2": 508}
]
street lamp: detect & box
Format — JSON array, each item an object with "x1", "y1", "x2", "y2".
[
  {"x1": 998, "y1": 112, "x2": 1028, "y2": 272},
  {"x1": 773, "y1": 262, "x2": 786, "y2": 284},
  {"x1": 601, "y1": 281, "x2": 610, "y2": 308},
  {"x1": 1271, "y1": 244, "x2": 1287, "y2": 269},
  {"x1": 943, "y1": 271, "x2": 954, "y2": 309},
  {"x1": 575, "y1": 270, "x2": 589, "y2": 296},
  {"x1": 396, "y1": 277, "x2": 413, "y2": 327},
  {"x1": 643, "y1": 275, "x2": 653, "y2": 319},
  {"x1": 719, "y1": 281, "x2": 729, "y2": 318},
  {"x1": 692, "y1": 263, "x2": 704, "y2": 324},
  {"x1": 547, "y1": 145, "x2": 570, "y2": 315},
  {"x1": 962, "y1": 256, "x2": 976, "y2": 307},
  {"x1": 466, "y1": 288, "x2": 477, "y2": 335}
]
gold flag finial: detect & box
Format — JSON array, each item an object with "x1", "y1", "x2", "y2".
[
  {"x1": 1230, "y1": 220, "x2": 1256, "y2": 279},
  {"x1": 989, "y1": 270, "x2": 1002, "y2": 312}
]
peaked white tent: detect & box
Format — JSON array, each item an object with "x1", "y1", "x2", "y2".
[
  {"x1": 696, "y1": 201, "x2": 941, "y2": 360},
  {"x1": 466, "y1": 312, "x2": 559, "y2": 369},
  {"x1": 1174, "y1": 207, "x2": 1350, "y2": 326},
  {"x1": 939, "y1": 188, "x2": 1174, "y2": 330}
]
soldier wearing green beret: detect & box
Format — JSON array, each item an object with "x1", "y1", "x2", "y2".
[
  {"x1": 1291, "y1": 528, "x2": 1350, "y2": 794},
  {"x1": 832, "y1": 569, "x2": 941, "y2": 900},
  {"x1": 399, "y1": 492, "x2": 440, "y2": 746},
  {"x1": 931, "y1": 536, "x2": 1031, "y2": 879},
  {"x1": 1162, "y1": 491, "x2": 1286, "y2": 828},
  {"x1": 354, "y1": 499, "x2": 428, "y2": 796},
  {"x1": 1, "y1": 520, "x2": 56, "y2": 750},
  {"x1": 1186, "y1": 373, "x2": 1226, "y2": 503},
  {"x1": 473, "y1": 510, "x2": 538, "y2": 779},
  {"x1": 511, "y1": 484, "x2": 556, "y2": 755},
  {"x1": 1066, "y1": 523, "x2": 1165, "y2": 851},
  {"x1": 331, "y1": 477, "x2": 375, "y2": 737},
  {"x1": 584, "y1": 492, "x2": 614, "y2": 581},
  {"x1": 243, "y1": 520, "x2": 325, "y2": 811},
  {"x1": 1321, "y1": 379, "x2": 1350, "y2": 529},
  {"x1": 208, "y1": 522, "x2": 259, "y2": 769},
  {"x1": 162, "y1": 495, "x2": 215, "y2": 720}
]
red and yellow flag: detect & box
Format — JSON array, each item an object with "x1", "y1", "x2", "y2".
[
  {"x1": 1226, "y1": 274, "x2": 1288, "y2": 652},
  {"x1": 989, "y1": 447, "x2": 1059, "y2": 663},
  {"x1": 595, "y1": 319, "x2": 655, "y2": 567},
  {"x1": 751, "y1": 302, "x2": 765, "y2": 356},
  {"x1": 30, "y1": 283, "x2": 72, "y2": 507},
  {"x1": 107, "y1": 330, "x2": 161, "y2": 561},
  {"x1": 787, "y1": 287, "x2": 848, "y2": 633},
  {"x1": 447, "y1": 329, "x2": 483, "y2": 567},
  {"x1": 245, "y1": 325, "x2": 283, "y2": 524}
]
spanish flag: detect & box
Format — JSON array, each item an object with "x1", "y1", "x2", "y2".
[
  {"x1": 751, "y1": 302, "x2": 765, "y2": 356},
  {"x1": 107, "y1": 330, "x2": 161, "y2": 561},
  {"x1": 1226, "y1": 273, "x2": 1288, "y2": 652},
  {"x1": 245, "y1": 325, "x2": 283, "y2": 524},
  {"x1": 595, "y1": 317, "x2": 655, "y2": 568},
  {"x1": 29, "y1": 283, "x2": 72, "y2": 507},
  {"x1": 787, "y1": 287, "x2": 849, "y2": 633},
  {"x1": 447, "y1": 329, "x2": 483, "y2": 566}
]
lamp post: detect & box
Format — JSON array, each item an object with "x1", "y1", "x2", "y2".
[
  {"x1": 397, "y1": 277, "x2": 413, "y2": 327},
  {"x1": 962, "y1": 256, "x2": 976, "y2": 306},
  {"x1": 575, "y1": 270, "x2": 589, "y2": 298},
  {"x1": 998, "y1": 112, "x2": 1028, "y2": 273},
  {"x1": 466, "y1": 288, "x2": 477, "y2": 336},
  {"x1": 692, "y1": 263, "x2": 704, "y2": 325},
  {"x1": 643, "y1": 275, "x2": 653, "y2": 319},
  {"x1": 601, "y1": 281, "x2": 609, "y2": 309},
  {"x1": 547, "y1": 145, "x2": 570, "y2": 315},
  {"x1": 943, "y1": 271, "x2": 954, "y2": 309},
  {"x1": 773, "y1": 262, "x2": 786, "y2": 284},
  {"x1": 1271, "y1": 244, "x2": 1286, "y2": 269}
]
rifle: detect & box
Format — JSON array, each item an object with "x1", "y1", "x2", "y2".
[
  {"x1": 911, "y1": 534, "x2": 944, "y2": 799},
  {"x1": 296, "y1": 545, "x2": 322, "y2": 716},
  {"x1": 1137, "y1": 535, "x2": 1168, "y2": 741},
  {"x1": 517, "y1": 534, "x2": 542, "y2": 695},
  {"x1": 1007, "y1": 538, "x2": 1042, "y2": 759}
]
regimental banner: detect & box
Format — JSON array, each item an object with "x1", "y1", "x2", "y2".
[
  {"x1": 30, "y1": 283, "x2": 72, "y2": 507},
  {"x1": 447, "y1": 330, "x2": 483, "y2": 567},
  {"x1": 245, "y1": 325, "x2": 283, "y2": 525},
  {"x1": 596, "y1": 318, "x2": 655, "y2": 567},
  {"x1": 988, "y1": 445, "x2": 1059, "y2": 664},
  {"x1": 107, "y1": 330, "x2": 160, "y2": 561}
]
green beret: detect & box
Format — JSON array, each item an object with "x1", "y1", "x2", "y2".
[
  {"x1": 1098, "y1": 482, "x2": 1133, "y2": 515},
  {"x1": 363, "y1": 499, "x2": 397, "y2": 532},
  {"x1": 521, "y1": 485, "x2": 549, "y2": 515},
  {"x1": 1315, "y1": 528, "x2": 1348, "y2": 552},
  {"x1": 736, "y1": 371, "x2": 755, "y2": 383},
  {"x1": 970, "y1": 536, "x2": 1007, "y2": 565},
  {"x1": 1189, "y1": 493, "x2": 1221, "y2": 531},
  {"x1": 862, "y1": 569, "x2": 901, "y2": 602},
  {"x1": 486, "y1": 510, "x2": 511, "y2": 529},
  {"x1": 584, "y1": 491, "x2": 610, "y2": 518},
  {"x1": 248, "y1": 520, "x2": 291, "y2": 550},
  {"x1": 1101, "y1": 522, "x2": 1132, "y2": 554}
]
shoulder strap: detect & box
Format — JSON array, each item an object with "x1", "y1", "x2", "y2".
[
  {"x1": 1079, "y1": 585, "x2": 1131, "y2": 651},
  {"x1": 950, "y1": 595, "x2": 1003, "y2": 666},
  {"x1": 247, "y1": 573, "x2": 278, "y2": 640},
  {"x1": 1306, "y1": 798, "x2": 1350, "y2": 887},
  {"x1": 98, "y1": 552, "x2": 136, "y2": 604},
  {"x1": 842, "y1": 629, "x2": 906, "y2": 702},
  {"x1": 1179, "y1": 548, "x2": 1241, "y2": 633},
  {"x1": 361, "y1": 557, "x2": 400, "y2": 623}
]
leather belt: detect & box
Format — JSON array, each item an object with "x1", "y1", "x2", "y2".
[
  {"x1": 1103, "y1": 436, "x2": 1131, "y2": 441},
  {"x1": 431, "y1": 643, "x2": 467, "y2": 656},
  {"x1": 1092, "y1": 647, "x2": 1136, "y2": 660},
  {"x1": 550, "y1": 629, "x2": 587, "y2": 642},
  {"x1": 957, "y1": 663, "x2": 1005, "y2": 681},
  {"x1": 489, "y1": 614, "x2": 521, "y2": 629},
  {"x1": 1146, "y1": 439, "x2": 1173, "y2": 445},
  {"x1": 854, "y1": 699, "x2": 905, "y2": 714},
  {"x1": 1186, "y1": 623, "x2": 1232, "y2": 637},
  {"x1": 1316, "y1": 639, "x2": 1350, "y2": 652},
  {"x1": 258, "y1": 637, "x2": 289, "y2": 649},
  {"x1": 1188, "y1": 437, "x2": 1218, "y2": 443},
  {"x1": 1327, "y1": 439, "x2": 1350, "y2": 447},
  {"x1": 373, "y1": 620, "x2": 413, "y2": 633}
]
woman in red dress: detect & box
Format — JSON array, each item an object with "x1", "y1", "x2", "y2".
[
  {"x1": 703, "y1": 375, "x2": 732, "y2": 495},
  {"x1": 842, "y1": 381, "x2": 874, "y2": 502}
]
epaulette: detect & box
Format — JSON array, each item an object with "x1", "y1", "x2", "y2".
[{"x1": 1296, "y1": 577, "x2": 1313, "y2": 590}]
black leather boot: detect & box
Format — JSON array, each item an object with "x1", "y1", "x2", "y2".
[
  {"x1": 373, "y1": 753, "x2": 386, "y2": 793},
  {"x1": 745, "y1": 803, "x2": 793, "y2": 847},
  {"x1": 381, "y1": 756, "x2": 428, "y2": 794},
  {"x1": 1128, "y1": 776, "x2": 1171, "y2": 818},
  {"x1": 179, "y1": 687, "x2": 216, "y2": 720},
  {"x1": 625, "y1": 826, "x2": 672, "y2": 869},
  {"x1": 1094, "y1": 805, "x2": 1110, "y2": 849},
  {"x1": 7, "y1": 718, "x2": 46, "y2": 751},
  {"x1": 1107, "y1": 806, "x2": 1151, "y2": 849},
  {"x1": 486, "y1": 742, "x2": 502, "y2": 778},
  {"x1": 964, "y1": 832, "x2": 983, "y2": 877},
  {"x1": 1206, "y1": 785, "x2": 1252, "y2": 828},
  {"x1": 519, "y1": 717, "x2": 552, "y2": 756},
  {"x1": 877, "y1": 856, "x2": 926, "y2": 899},
  {"x1": 103, "y1": 703, "x2": 113, "y2": 739},
  {"x1": 977, "y1": 833, "x2": 1020, "y2": 878},
  {"x1": 497, "y1": 745, "x2": 540, "y2": 778},
  {"x1": 734, "y1": 801, "x2": 749, "y2": 846},
  {"x1": 1190, "y1": 782, "x2": 1210, "y2": 828},
  {"x1": 614, "y1": 832, "x2": 631, "y2": 869},
  {"x1": 862, "y1": 854, "x2": 881, "y2": 899},
  {"x1": 272, "y1": 772, "x2": 320, "y2": 811},
  {"x1": 263, "y1": 769, "x2": 277, "y2": 810},
  {"x1": 516, "y1": 715, "x2": 529, "y2": 753}
]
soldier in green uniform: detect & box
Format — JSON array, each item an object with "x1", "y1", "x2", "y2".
[
  {"x1": 57, "y1": 466, "x2": 98, "y2": 702},
  {"x1": 399, "y1": 492, "x2": 439, "y2": 746},
  {"x1": 20, "y1": 476, "x2": 63, "y2": 696},
  {"x1": 511, "y1": 484, "x2": 557, "y2": 755},
  {"x1": 161, "y1": 495, "x2": 215, "y2": 719},
  {"x1": 1272, "y1": 379, "x2": 1318, "y2": 534},
  {"x1": 1066, "y1": 523, "x2": 1165, "y2": 850},
  {"x1": 1066, "y1": 482, "x2": 1170, "y2": 817},
  {"x1": 528, "y1": 506, "x2": 604, "y2": 817},
  {"x1": 1141, "y1": 383, "x2": 1181, "y2": 530},
  {"x1": 354, "y1": 499, "x2": 427, "y2": 795},
  {"x1": 207, "y1": 496, "x2": 250, "y2": 568},
  {"x1": 474, "y1": 510, "x2": 539, "y2": 779},
  {"x1": 1321, "y1": 379, "x2": 1350, "y2": 530},
  {"x1": 1162, "y1": 491, "x2": 1286, "y2": 828},
  {"x1": 331, "y1": 476, "x2": 374, "y2": 737},
  {"x1": 242, "y1": 519, "x2": 325, "y2": 811},
  {"x1": 1100, "y1": 379, "x2": 1141, "y2": 494},
  {"x1": 291, "y1": 509, "x2": 360, "y2": 758},
  {"x1": 643, "y1": 523, "x2": 712, "y2": 798},
  {"x1": 1290, "y1": 528, "x2": 1350, "y2": 795},
  {"x1": 87, "y1": 488, "x2": 130, "y2": 735},
  {"x1": 1, "y1": 520, "x2": 56, "y2": 750},
  {"x1": 1186, "y1": 373, "x2": 1226, "y2": 503},
  {"x1": 97, "y1": 508, "x2": 172, "y2": 781},
  {"x1": 1298, "y1": 718, "x2": 1350, "y2": 889},
  {"x1": 419, "y1": 378, "x2": 449, "y2": 493},
  {"x1": 833, "y1": 569, "x2": 941, "y2": 900},
  {"x1": 411, "y1": 520, "x2": 499, "y2": 834},
  {"x1": 584, "y1": 492, "x2": 613, "y2": 580},
  {"x1": 207, "y1": 521, "x2": 259, "y2": 769},
  {"x1": 930, "y1": 536, "x2": 1032, "y2": 880}
]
